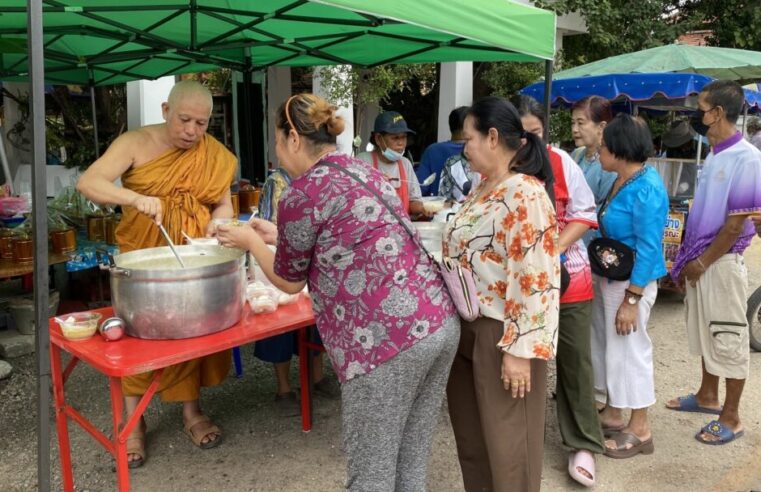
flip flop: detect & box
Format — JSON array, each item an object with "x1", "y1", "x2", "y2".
[
  {"x1": 666, "y1": 394, "x2": 722, "y2": 415},
  {"x1": 695, "y1": 420, "x2": 745, "y2": 445},
  {"x1": 568, "y1": 450, "x2": 596, "y2": 487},
  {"x1": 604, "y1": 432, "x2": 654, "y2": 459}
]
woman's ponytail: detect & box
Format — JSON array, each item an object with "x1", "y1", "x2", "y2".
[{"x1": 512, "y1": 131, "x2": 555, "y2": 204}]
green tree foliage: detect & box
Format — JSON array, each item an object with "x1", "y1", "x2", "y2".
[
  {"x1": 680, "y1": 0, "x2": 761, "y2": 50},
  {"x1": 535, "y1": 0, "x2": 691, "y2": 67}
]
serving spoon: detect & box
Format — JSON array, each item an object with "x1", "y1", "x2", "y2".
[{"x1": 157, "y1": 223, "x2": 186, "y2": 268}]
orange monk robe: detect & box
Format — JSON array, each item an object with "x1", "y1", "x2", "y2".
[{"x1": 117, "y1": 134, "x2": 237, "y2": 401}]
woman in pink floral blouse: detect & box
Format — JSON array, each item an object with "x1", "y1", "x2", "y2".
[
  {"x1": 217, "y1": 93, "x2": 459, "y2": 490},
  {"x1": 443, "y1": 97, "x2": 560, "y2": 492}
]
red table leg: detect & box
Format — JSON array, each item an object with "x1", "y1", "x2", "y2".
[
  {"x1": 50, "y1": 344, "x2": 75, "y2": 492},
  {"x1": 109, "y1": 378, "x2": 130, "y2": 491},
  {"x1": 298, "y1": 327, "x2": 312, "y2": 432},
  {"x1": 109, "y1": 369, "x2": 163, "y2": 492}
]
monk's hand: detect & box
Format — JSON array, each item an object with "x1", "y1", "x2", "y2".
[
  {"x1": 217, "y1": 223, "x2": 256, "y2": 250},
  {"x1": 248, "y1": 218, "x2": 278, "y2": 245},
  {"x1": 133, "y1": 195, "x2": 163, "y2": 225}
]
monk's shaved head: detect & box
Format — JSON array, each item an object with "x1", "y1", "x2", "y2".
[
  {"x1": 166, "y1": 80, "x2": 213, "y2": 115},
  {"x1": 161, "y1": 80, "x2": 213, "y2": 149}
]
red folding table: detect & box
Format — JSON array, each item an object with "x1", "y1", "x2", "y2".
[{"x1": 49, "y1": 296, "x2": 317, "y2": 491}]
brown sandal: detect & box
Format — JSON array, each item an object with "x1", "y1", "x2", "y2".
[
  {"x1": 604, "y1": 432, "x2": 654, "y2": 459},
  {"x1": 183, "y1": 415, "x2": 222, "y2": 450},
  {"x1": 125, "y1": 418, "x2": 147, "y2": 469}
]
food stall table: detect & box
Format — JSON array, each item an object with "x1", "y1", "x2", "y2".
[
  {"x1": 0, "y1": 253, "x2": 71, "y2": 291},
  {"x1": 49, "y1": 296, "x2": 316, "y2": 492}
]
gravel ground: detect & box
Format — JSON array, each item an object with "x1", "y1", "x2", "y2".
[{"x1": 1, "y1": 242, "x2": 760, "y2": 491}]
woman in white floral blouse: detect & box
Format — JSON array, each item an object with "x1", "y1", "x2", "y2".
[{"x1": 443, "y1": 96, "x2": 560, "y2": 492}]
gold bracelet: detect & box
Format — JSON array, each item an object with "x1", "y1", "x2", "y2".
[{"x1": 696, "y1": 257, "x2": 707, "y2": 270}]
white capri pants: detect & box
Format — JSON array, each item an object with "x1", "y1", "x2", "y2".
[{"x1": 591, "y1": 275, "x2": 658, "y2": 410}]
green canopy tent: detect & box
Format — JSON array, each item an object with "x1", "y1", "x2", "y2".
[
  {"x1": 553, "y1": 43, "x2": 761, "y2": 82},
  {"x1": 5, "y1": 0, "x2": 555, "y2": 84},
  {"x1": 14, "y1": 1, "x2": 557, "y2": 489}
]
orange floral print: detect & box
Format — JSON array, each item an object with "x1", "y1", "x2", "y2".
[
  {"x1": 501, "y1": 324, "x2": 518, "y2": 345},
  {"x1": 521, "y1": 222, "x2": 536, "y2": 243},
  {"x1": 501, "y1": 211, "x2": 517, "y2": 230},
  {"x1": 542, "y1": 230, "x2": 556, "y2": 256},
  {"x1": 519, "y1": 273, "x2": 534, "y2": 296},
  {"x1": 480, "y1": 249, "x2": 503, "y2": 264},
  {"x1": 443, "y1": 174, "x2": 559, "y2": 360},
  {"x1": 532, "y1": 343, "x2": 552, "y2": 360},
  {"x1": 488, "y1": 280, "x2": 507, "y2": 299},
  {"x1": 517, "y1": 205, "x2": 528, "y2": 222},
  {"x1": 536, "y1": 271, "x2": 549, "y2": 291},
  {"x1": 508, "y1": 235, "x2": 524, "y2": 261}
]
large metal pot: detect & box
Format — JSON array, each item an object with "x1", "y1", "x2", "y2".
[{"x1": 104, "y1": 245, "x2": 246, "y2": 339}]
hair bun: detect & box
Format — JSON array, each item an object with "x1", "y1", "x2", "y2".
[{"x1": 325, "y1": 114, "x2": 345, "y2": 136}]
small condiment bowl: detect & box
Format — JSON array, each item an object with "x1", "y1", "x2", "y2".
[{"x1": 54, "y1": 312, "x2": 102, "y2": 342}]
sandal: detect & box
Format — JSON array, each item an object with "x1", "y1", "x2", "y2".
[
  {"x1": 695, "y1": 420, "x2": 744, "y2": 445},
  {"x1": 568, "y1": 450, "x2": 596, "y2": 487},
  {"x1": 666, "y1": 394, "x2": 722, "y2": 415},
  {"x1": 602, "y1": 422, "x2": 625, "y2": 438},
  {"x1": 125, "y1": 418, "x2": 147, "y2": 469},
  {"x1": 183, "y1": 415, "x2": 223, "y2": 450},
  {"x1": 604, "y1": 431, "x2": 654, "y2": 459}
]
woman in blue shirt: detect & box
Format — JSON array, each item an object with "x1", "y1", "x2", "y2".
[{"x1": 591, "y1": 114, "x2": 668, "y2": 460}]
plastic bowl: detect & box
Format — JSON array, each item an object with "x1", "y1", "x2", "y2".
[
  {"x1": 187, "y1": 237, "x2": 219, "y2": 246},
  {"x1": 55, "y1": 312, "x2": 102, "y2": 341},
  {"x1": 421, "y1": 196, "x2": 447, "y2": 214},
  {"x1": 210, "y1": 218, "x2": 242, "y2": 231},
  {"x1": 0, "y1": 197, "x2": 29, "y2": 217}
]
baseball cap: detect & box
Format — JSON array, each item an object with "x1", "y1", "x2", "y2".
[{"x1": 373, "y1": 111, "x2": 416, "y2": 134}]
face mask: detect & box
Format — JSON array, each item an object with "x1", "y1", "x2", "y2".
[
  {"x1": 382, "y1": 146, "x2": 404, "y2": 162},
  {"x1": 690, "y1": 109, "x2": 710, "y2": 136}
]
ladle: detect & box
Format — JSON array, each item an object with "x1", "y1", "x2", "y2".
[{"x1": 157, "y1": 223, "x2": 186, "y2": 268}]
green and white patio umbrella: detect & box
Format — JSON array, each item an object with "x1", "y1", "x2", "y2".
[{"x1": 554, "y1": 43, "x2": 761, "y2": 82}]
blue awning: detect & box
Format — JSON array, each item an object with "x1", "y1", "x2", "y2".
[{"x1": 521, "y1": 72, "x2": 761, "y2": 112}]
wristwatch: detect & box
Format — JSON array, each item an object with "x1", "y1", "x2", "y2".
[{"x1": 624, "y1": 289, "x2": 642, "y2": 305}]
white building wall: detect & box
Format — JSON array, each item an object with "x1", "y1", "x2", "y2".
[
  {"x1": 266, "y1": 67, "x2": 292, "y2": 168},
  {"x1": 313, "y1": 66, "x2": 354, "y2": 155},
  {"x1": 437, "y1": 62, "x2": 473, "y2": 141},
  {"x1": 126, "y1": 76, "x2": 176, "y2": 130}
]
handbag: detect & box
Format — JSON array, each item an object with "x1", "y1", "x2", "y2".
[
  {"x1": 319, "y1": 160, "x2": 480, "y2": 321},
  {"x1": 586, "y1": 175, "x2": 639, "y2": 281}
]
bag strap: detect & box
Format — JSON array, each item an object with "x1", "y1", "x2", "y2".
[
  {"x1": 318, "y1": 160, "x2": 429, "y2": 255},
  {"x1": 596, "y1": 166, "x2": 649, "y2": 239}
]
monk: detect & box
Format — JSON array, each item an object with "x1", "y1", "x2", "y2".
[{"x1": 76, "y1": 80, "x2": 236, "y2": 467}]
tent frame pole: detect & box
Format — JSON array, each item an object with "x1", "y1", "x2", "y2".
[
  {"x1": 543, "y1": 59, "x2": 553, "y2": 143},
  {"x1": 28, "y1": 0, "x2": 51, "y2": 489},
  {"x1": 89, "y1": 71, "x2": 100, "y2": 159}
]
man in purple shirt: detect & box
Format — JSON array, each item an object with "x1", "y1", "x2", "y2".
[{"x1": 666, "y1": 80, "x2": 761, "y2": 445}]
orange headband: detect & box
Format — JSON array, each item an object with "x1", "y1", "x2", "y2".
[{"x1": 284, "y1": 95, "x2": 296, "y2": 133}]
